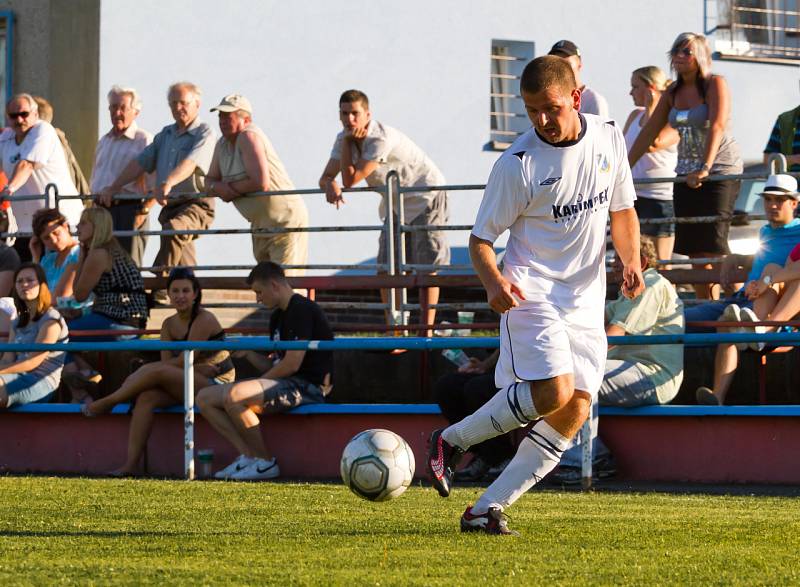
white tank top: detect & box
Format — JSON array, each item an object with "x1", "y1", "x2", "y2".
[{"x1": 624, "y1": 109, "x2": 677, "y2": 201}]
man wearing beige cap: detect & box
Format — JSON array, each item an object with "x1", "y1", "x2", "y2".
[{"x1": 206, "y1": 94, "x2": 308, "y2": 273}]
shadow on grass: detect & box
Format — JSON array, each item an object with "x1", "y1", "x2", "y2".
[{"x1": 0, "y1": 530, "x2": 200, "y2": 538}]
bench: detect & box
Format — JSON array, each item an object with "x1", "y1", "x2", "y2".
[{"x1": 3, "y1": 403, "x2": 799, "y2": 483}]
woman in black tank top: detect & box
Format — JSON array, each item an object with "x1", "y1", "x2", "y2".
[{"x1": 82, "y1": 267, "x2": 235, "y2": 476}]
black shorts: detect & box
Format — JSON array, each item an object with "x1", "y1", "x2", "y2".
[{"x1": 673, "y1": 178, "x2": 740, "y2": 256}]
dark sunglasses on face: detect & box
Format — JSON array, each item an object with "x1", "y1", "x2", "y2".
[
  {"x1": 671, "y1": 47, "x2": 693, "y2": 57},
  {"x1": 8, "y1": 111, "x2": 30, "y2": 119}
]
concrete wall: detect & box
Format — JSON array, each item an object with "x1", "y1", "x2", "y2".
[
  {"x1": 0, "y1": 0, "x2": 100, "y2": 176},
  {"x1": 95, "y1": 0, "x2": 798, "y2": 271}
]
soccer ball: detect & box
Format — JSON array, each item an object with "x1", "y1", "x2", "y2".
[{"x1": 340, "y1": 429, "x2": 416, "y2": 502}]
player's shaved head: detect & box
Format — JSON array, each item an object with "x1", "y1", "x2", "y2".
[{"x1": 520, "y1": 56, "x2": 577, "y2": 97}]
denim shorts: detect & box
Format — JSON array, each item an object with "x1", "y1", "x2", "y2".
[
  {"x1": 260, "y1": 376, "x2": 325, "y2": 414},
  {"x1": 684, "y1": 293, "x2": 752, "y2": 334},
  {"x1": 1, "y1": 373, "x2": 56, "y2": 407},
  {"x1": 635, "y1": 197, "x2": 675, "y2": 238}
]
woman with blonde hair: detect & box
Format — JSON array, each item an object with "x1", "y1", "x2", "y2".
[
  {"x1": 62, "y1": 207, "x2": 148, "y2": 400},
  {"x1": 623, "y1": 66, "x2": 679, "y2": 262},
  {"x1": 628, "y1": 32, "x2": 743, "y2": 299},
  {"x1": 0, "y1": 263, "x2": 69, "y2": 408}
]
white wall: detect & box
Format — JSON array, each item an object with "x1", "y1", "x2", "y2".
[{"x1": 98, "y1": 0, "x2": 798, "y2": 273}]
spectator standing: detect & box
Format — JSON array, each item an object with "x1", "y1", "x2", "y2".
[
  {"x1": 206, "y1": 94, "x2": 308, "y2": 273},
  {"x1": 101, "y1": 82, "x2": 215, "y2": 273},
  {"x1": 629, "y1": 32, "x2": 743, "y2": 300},
  {"x1": 32, "y1": 96, "x2": 90, "y2": 196},
  {"x1": 548, "y1": 40, "x2": 609, "y2": 117},
  {"x1": 0, "y1": 94, "x2": 84, "y2": 262},
  {"x1": 319, "y1": 90, "x2": 450, "y2": 331},
  {"x1": 763, "y1": 103, "x2": 800, "y2": 173},
  {"x1": 82, "y1": 267, "x2": 235, "y2": 476},
  {"x1": 197, "y1": 262, "x2": 334, "y2": 481},
  {"x1": 0, "y1": 263, "x2": 69, "y2": 408},
  {"x1": 30, "y1": 208, "x2": 80, "y2": 297},
  {"x1": 694, "y1": 174, "x2": 800, "y2": 405},
  {"x1": 554, "y1": 239, "x2": 684, "y2": 482},
  {"x1": 623, "y1": 66, "x2": 679, "y2": 262},
  {"x1": 91, "y1": 86, "x2": 154, "y2": 266}
]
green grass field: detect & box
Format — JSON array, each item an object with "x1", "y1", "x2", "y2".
[{"x1": 1, "y1": 477, "x2": 799, "y2": 585}]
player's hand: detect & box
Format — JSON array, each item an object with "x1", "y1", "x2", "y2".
[
  {"x1": 324, "y1": 181, "x2": 345, "y2": 209},
  {"x1": 486, "y1": 277, "x2": 525, "y2": 314},
  {"x1": 621, "y1": 264, "x2": 645, "y2": 299}
]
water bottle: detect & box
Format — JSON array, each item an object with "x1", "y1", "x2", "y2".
[
  {"x1": 197, "y1": 449, "x2": 214, "y2": 479},
  {"x1": 442, "y1": 349, "x2": 471, "y2": 368}
]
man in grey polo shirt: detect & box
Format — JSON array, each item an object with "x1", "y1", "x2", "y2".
[
  {"x1": 548, "y1": 40, "x2": 609, "y2": 118},
  {"x1": 101, "y1": 81, "x2": 215, "y2": 271}
]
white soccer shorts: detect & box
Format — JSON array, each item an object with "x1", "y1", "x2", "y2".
[{"x1": 495, "y1": 300, "x2": 607, "y2": 396}]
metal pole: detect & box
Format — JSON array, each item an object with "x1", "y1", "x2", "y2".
[
  {"x1": 45, "y1": 182, "x2": 58, "y2": 211},
  {"x1": 184, "y1": 350, "x2": 195, "y2": 480},
  {"x1": 396, "y1": 178, "x2": 408, "y2": 326},
  {"x1": 385, "y1": 171, "x2": 397, "y2": 324},
  {"x1": 767, "y1": 153, "x2": 788, "y2": 175},
  {"x1": 580, "y1": 416, "x2": 593, "y2": 490}
]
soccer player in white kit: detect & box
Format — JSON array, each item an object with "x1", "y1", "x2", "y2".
[{"x1": 426, "y1": 56, "x2": 644, "y2": 535}]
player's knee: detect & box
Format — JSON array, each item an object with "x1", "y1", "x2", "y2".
[{"x1": 531, "y1": 377, "x2": 574, "y2": 415}]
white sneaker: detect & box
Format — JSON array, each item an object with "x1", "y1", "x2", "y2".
[
  {"x1": 719, "y1": 304, "x2": 747, "y2": 351},
  {"x1": 213, "y1": 455, "x2": 253, "y2": 480},
  {"x1": 739, "y1": 307, "x2": 766, "y2": 351},
  {"x1": 230, "y1": 457, "x2": 280, "y2": 481}
]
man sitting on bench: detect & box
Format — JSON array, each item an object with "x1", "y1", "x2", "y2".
[{"x1": 196, "y1": 262, "x2": 333, "y2": 480}]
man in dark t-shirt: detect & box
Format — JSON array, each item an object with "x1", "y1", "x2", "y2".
[{"x1": 197, "y1": 262, "x2": 333, "y2": 481}]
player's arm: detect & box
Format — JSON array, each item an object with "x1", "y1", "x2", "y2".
[
  {"x1": 610, "y1": 207, "x2": 644, "y2": 299},
  {"x1": 469, "y1": 234, "x2": 524, "y2": 314}
]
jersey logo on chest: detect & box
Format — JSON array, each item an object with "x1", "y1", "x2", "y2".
[{"x1": 551, "y1": 188, "x2": 609, "y2": 223}]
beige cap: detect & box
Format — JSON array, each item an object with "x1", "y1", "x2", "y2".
[{"x1": 210, "y1": 94, "x2": 252, "y2": 114}]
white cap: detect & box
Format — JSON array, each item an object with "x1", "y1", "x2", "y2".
[{"x1": 759, "y1": 174, "x2": 799, "y2": 199}]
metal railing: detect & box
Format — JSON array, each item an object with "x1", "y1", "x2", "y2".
[{"x1": 0, "y1": 156, "x2": 792, "y2": 317}]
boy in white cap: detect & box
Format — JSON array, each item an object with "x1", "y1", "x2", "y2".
[{"x1": 694, "y1": 173, "x2": 800, "y2": 405}]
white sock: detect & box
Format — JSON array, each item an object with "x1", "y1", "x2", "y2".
[
  {"x1": 473, "y1": 420, "x2": 571, "y2": 513},
  {"x1": 442, "y1": 382, "x2": 538, "y2": 451}
]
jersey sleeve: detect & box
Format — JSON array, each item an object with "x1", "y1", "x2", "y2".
[
  {"x1": 472, "y1": 154, "x2": 530, "y2": 243},
  {"x1": 608, "y1": 124, "x2": 636, "y2": 212}
]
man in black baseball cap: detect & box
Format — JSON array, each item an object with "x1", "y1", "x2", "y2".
[{"x1": 548, "y1": 39, "x2": 609, "y2": 117}]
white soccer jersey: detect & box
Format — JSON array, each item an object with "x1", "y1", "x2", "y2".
[{"x1": 472, "y1": 114, "x2": 636, "y2": 327}]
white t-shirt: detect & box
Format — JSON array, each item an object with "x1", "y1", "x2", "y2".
[
  {"x1": 0, "y1": 121, "x2": 83, "y2": 232},
  {"x1": 330, "y1": 120, "x2": 445, "y2": 222},
  {"x1": 623, "y1": 109, "x2": 677, "y2": 201},
  {"x1": 472, "y1": 114, "x2": 636, "y2": 327},
  {"x1": 580, "y1": 86, "x2": 609, "y2": 119}
]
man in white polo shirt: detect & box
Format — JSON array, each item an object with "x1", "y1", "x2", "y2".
[
  {"x1": 319, "y1": 90, "x2": 450, "y2": 330},
  {"x1": 426, "y1": 56, "x2": 643, "y2": 535},
  {"x1": 0, "y1": 93, "x2": 84, "y2": 261},
  {"x1": 91, "y1": 85, "x2": 154, "y2": 265}
]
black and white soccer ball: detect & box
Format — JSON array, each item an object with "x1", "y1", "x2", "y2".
[{"x1": 340, "y1": 429, "x2": 415, "y2": 502}]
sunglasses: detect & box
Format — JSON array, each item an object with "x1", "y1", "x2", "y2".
[
  {"x1": 671, "y1": 47, "x2": 693, "y2": 57},
  {"x1": 8, "y1": 111, "x2": 30, "y2": 119}
]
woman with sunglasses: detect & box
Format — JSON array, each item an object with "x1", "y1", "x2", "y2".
[
  {"x1": 628, "y1": 32, "x2": 743, "y2": 299},
  {"x1": 0, "y1": 263, "x2": 69, "y2": 408},
  {"x1": 82, "y1": 266, "x2": 235, "y2": 476}
]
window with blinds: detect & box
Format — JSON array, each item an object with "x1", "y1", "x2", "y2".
[{"x1": 489, "y1": 39, "x2": 534, "y2": 151}]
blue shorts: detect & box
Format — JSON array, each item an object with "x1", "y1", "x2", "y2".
[
  {"x1": 684, "y1": 293, "x2": 752, "y2": 333},
  {"x1": 1, "y1": 373, "x2": 56, "y2": 407},
  {"x1": 67, "y1": 312, "x2": 138, "y2": 342}
]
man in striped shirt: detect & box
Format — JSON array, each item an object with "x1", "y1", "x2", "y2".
[{"x1": 764, "y1": 105, "x2": 800, "y2": 173}]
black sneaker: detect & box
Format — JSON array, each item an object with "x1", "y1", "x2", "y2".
[
  {"x1": 427, "y1": 429, "x2": 464, "y2": 497},
  {"x1": 460, "y1": 506, "x2": 518, "y2": 536}
]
